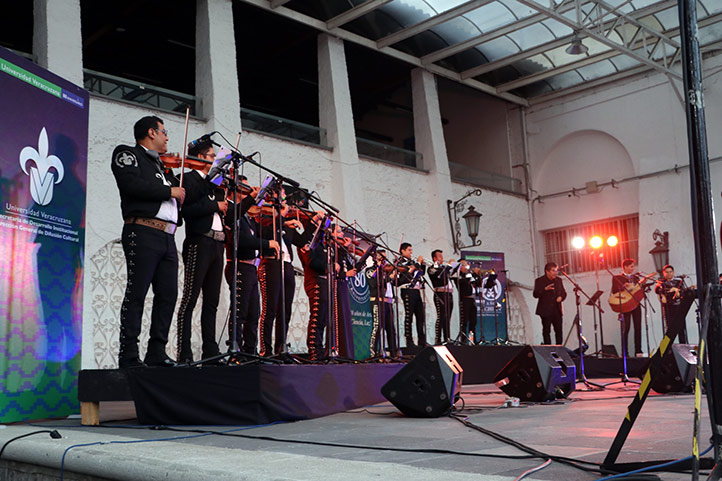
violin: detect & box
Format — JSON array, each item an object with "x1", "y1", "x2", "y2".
[{"x1": 160, "y1": 152, "x2": 212, "y2": 171}]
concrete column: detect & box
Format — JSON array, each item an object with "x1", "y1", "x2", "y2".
[
  {"x1": 33, "y1": 0, "x2": 83, "y2": 86},
  {"x1": 317, "y1": 34, "x2": 367, "y2": 226},
  {"x1": 411, "y1": 68, "x2": 454, "y2": 252},
  {"x1": 196, "y1": 0, "x2": 241, "y2": 134}
]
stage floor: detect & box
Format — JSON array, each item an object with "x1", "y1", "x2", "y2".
[{"x1": 0, "y1": 379, "x2": 711, "y2": 481}]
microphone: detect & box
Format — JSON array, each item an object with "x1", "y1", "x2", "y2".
[
  {"x1": 558, "y1": 264, "x2": 569, "y2": 270},
  {"x1": 187, "y1": 131, "x2": 218, "y2": 150}
]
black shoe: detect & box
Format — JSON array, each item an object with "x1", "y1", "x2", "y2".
[
  {"x1": 119, "y1": 357, "x2": 146, "y2": 369},
  {"x1": 145, "y1": 355, "x2": 177, "y2": 367}
]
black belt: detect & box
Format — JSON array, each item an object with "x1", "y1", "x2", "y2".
[{"x1": 201, "y1": 229, "x2": 225, "y2": 242}]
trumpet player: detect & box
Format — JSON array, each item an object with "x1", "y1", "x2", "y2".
[
  {"x1": 427, "y1": 249, "x2": 459, "y2": 345},
  {"x1": 457, "y1": 261, "x2": 483, "y2": 344},
  {"x1": 396, "y1": 243, "x2": 426, "y2": 348}
]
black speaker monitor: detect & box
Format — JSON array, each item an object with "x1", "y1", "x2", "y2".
[
  {"x1": 650, "y1": 343, "x2": 697, "y2": 394},
  {"x1": 493, "y1": 345, "x2": 577, "y2": 402},
  {"x1": 381, "y1": 346, "x2": 463, "y2": 417}
]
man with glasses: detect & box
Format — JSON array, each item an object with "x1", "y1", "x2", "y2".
[
  {"x1": 175, "y1": 139, "x2": 227, "y2": 364},
  {"x1": 533, "y1": 262, "x2": 567, "y2": 345},
  {"x1": 111, "y1": 115, "x2": 186, "y2": 368}
]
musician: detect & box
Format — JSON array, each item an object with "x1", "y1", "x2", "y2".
[
  {"x1": 299, "y1": 224, "x2": 330, "y2": 361},
  {"x1": 173, "y1": 140, "x2": 226, "y2": 364},
  {"x1": 225, "y1": 176, "x2": 278, "y2": 355},
  {"x1": 257, "y1": 196, "x2": 305, "y2": 357},
  {"x1": 366, "y1": 249, "x2": 398, "y2": 357},
  {"x1": 533, "y1": 262, "x2": 566, "y2": 345},
  {"x1": 396, "y1": 243, "x2": 426, "y2": 348},
  {"x1": 335, "y1": 234, "x2": 358, "y2": 359},
  {"x1": 457, "y1": 260, "x2": 482, "y2": 344},
  {"x1": 611, "y1": 259, "x2": 644, "y2": 357},
  {"x1": 111, "y1": 116, "x2": 185, "y2": 368},
  {"x1": 654, "y1": 264, "x2": 690, "y2": 343},
  {"x1": 427, "y1": 250, "x2": 459, "y2": 345}
]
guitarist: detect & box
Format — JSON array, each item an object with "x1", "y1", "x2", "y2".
[{"x1": 611, "y1": 259, "x2": 643, "y2": 357}]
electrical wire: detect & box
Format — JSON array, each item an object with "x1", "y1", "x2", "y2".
[
  {"x1": 0, "y1": 429, "x2": 61, "y2": 459},
  {"x1": 596, "y1": 444, "x2": 714, "y2": 480},
  {"x1": 513, "y1": 458, "x2": 551, "y2": 481}
]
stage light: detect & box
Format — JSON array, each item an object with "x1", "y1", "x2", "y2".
[
  {"x1": 589, "y1": 236, "x2": 603, "y2": 249},
  {"x1": 571, "y1": 236, "x2": 585, "y2": 249},
  {"x1": 607, "y1": 235, "x2": 618, "y2": 247}
]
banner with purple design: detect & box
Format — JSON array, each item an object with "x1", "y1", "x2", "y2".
[
  {"x1": 461, "y1": 251, "x2": 508, "y2": 343},
  {"x1": 0, "y1": 46, "x2": 88, "y2": 422}
]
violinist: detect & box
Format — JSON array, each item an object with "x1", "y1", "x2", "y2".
[
  {"x1": 175, "y1": 139, "x2": 226, "y2": 365},
  {"x1": 457, "y1": 260, "x2": 482, "y2": 345},
  {"x1": 256, "y1": 190, "x2": 308, "y2": 357},
  {"x1": 396, "y1": 243, "x2": 427, "y2": 348},
  {"x1": 225, "y1": 176, "x2": 279, "y2": 356},
  {"x1": 365, "y1": 249, "x2": 399, "y2": 357},
  {"x1": 333, "y1": 229, "x2": 358, "y2": 359},
  {"x1": 427, "y1": 249, "x2": 459, "y2": 345},
  {"x1": 610, "y1": 259, "x2": 643, "y2": 357},
  {"x1": 111, "y1": 115, "x2": 185, "y2": 368},
  {"x1": 654, "y1": 264, "x2": 693, "y2": 343}
]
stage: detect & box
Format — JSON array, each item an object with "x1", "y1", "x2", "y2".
[
  {"x1": 76, "y1": 344, "x2": 651, "y2": 426},
  {"x1": 1, "y1": 379, "x2": 709, "y2": 481}
]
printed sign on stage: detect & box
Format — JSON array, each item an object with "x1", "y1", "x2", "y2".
[
  {"x1": 460, "y1": 251, "x2": 508, "y2": 343},
  {"x1": 0, "y1": 47, "x2": 89, "y2": 423},
  {"x1": 348, "y1": 271, "x2": 372, "y2": 360}
]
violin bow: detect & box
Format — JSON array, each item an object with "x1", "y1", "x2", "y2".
[{"x1": 179, "y1": 105, "x2": 190, "y2": 187}]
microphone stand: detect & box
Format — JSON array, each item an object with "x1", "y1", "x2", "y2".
[{"x1": 557, "y1": 267, "x2": 604, "y2": 391}]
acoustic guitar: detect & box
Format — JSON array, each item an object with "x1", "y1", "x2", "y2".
[{"x1": 608, "y1": 272, "x2": 657, "y2": 313}]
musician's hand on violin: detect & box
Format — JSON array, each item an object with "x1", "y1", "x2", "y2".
[
  {"x1": 268, "y1": 239, "x2": 280, "y2": 257},
  {"x1": 171, "y1": 187, "x2": 186, "y2": 204},
  {"x1": 217, "y1": 200, "x2": 228, "y2": 215},
  {"x1": 347, "y1": 268, "x2": 357, "y2": 277},
  {"x1": 284, "y1": 219, "x2": 302, "y2": 229},
  {"x1": 250, "y1": 186, "x2": 260, "y2": 198},
  {"x1": 408, "y1": 265, "x2": 416, "y2": 273}
]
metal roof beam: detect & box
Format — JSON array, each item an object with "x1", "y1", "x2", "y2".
[
  {"x1": 462, "y1": 0, "x2": 676, "y2": 79},
  {"x1": 270, "y1": 0, "x2": 291, "y2": 8},
  {"x1": 422, "y1": 0, "x2": 580, "y2": 65},
  {"x1": 326, "y1": 0, "x2": 393, "y2": 30},
  {"x1": 514, "y1": 0, "x2": 681, "y2": 79},
  {"x1": 236, "y1": 0, "x2": 528, "y2": 105},
  {"x1": 376, "y1": 0, "x2": 496, "y2": 49}
]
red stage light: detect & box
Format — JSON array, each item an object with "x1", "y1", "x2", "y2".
[
  {"x1": 607, "y1": 235, "x2": 618, "y2": 247},
  {"x1": 589, "y1": 236, "x2": 603, "y2": 249},
  {"x1": 571, "y1": 236, "x2": 585, "y2": 249}
]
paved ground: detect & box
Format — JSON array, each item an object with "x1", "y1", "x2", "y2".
[{"x1": 0, "y1": 380, "x2": 714, "y2": 481}]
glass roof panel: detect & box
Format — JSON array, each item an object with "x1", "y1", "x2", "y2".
[
  {"x1": 652, "y1": 8, "x2": 680, "y2": 30},
  {"x1": 475, "y1": 36, "x2": 521, "y2": 62},
  {"x1": 545, "y1": 70, "x2": 585, "y2": 90},
  {"x1": 425, "y1": 0, "x2": 469, "y2": 12},
  {"x1": 465, "y1": 2, "x2": 517, "y2": 32},
  {"x1": 429, "y1": 16, "x2": 482, "y2": 45},
  {"x1": 541, "y1": 18, "x2": 574, "y2": 38},
  {"x1": 699, "y1": 21, "x2": 722, "y2": 45},
  {"x1": 506, "y1": 23, "x2": 556, "y2": 50},
  {"x1": 630, "y1": 0, "x2": 660, "y2": 9},
  {"x1": 496, "y1": 0, "x2": 536, "y2": 19},
  {"x1": 609, "y1": 55, "x2": 642, "y2": 70},
  {"x1": 380, "y1": 0, "x2": 436, "y2": 28},
  {"x1": 576, "y1": 59, "x2": 619, "y2": 80},
  {"x1": 703, "y1": 0, "x2": 722, "y2": 14},
  {"x1": 511, "y1": 53, "x2": 552, "y2": 76}
]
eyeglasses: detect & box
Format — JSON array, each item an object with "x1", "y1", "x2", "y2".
[{"x1": 154, "y1": 128, "x2": 168, "y2": 136}]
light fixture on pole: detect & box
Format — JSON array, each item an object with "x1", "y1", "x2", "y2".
[
  {"x1": 566, "y1": 33, "x2": 589, "y2": 55},
  {"x1": 447, "y1": 189, "x2": 482, "y2": 254},
  {"x1": 649, "y1": 229, "x2": 669, "y2": 275}
]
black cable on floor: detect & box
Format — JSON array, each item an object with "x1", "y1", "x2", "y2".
[{"x1": 0, "y1": 430, "x2": 61, "y2": 459}]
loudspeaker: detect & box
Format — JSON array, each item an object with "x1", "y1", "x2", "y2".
[
  {"x1": 381, "y1": 346, "x2": 463, "y2": 417},
  {"x1": 493, "y1": 345, "x2": 576, "y2": 402},
  {"x1": 650, "y1": 343, "x2": 697, "y2": 394}
]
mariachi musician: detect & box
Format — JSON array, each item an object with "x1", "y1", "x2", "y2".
[
  {"x1": 365, "y1": 249, "x2": 399, "y2": 357},
  {"x1": 427, "y1": 249, "x2": 459, "y2": 345},
  {"x1": 334, "y1": 232, "x2": 359, "y2": 360},
  {"x1": 610, "y1": 258, "x2": 646, "y2": 357},
  {"x1": 457, "y1": 260, "x2": 483, "y2": 345},
  {"x1": 174, "y1": 139, "x2": 227, "y2": 364},
  {"x1": 654, "y1": 264, "x2": 694, "y2": 344},
  {"x1": 396, "y1": 242, "x2": 427, "y2": 348}
]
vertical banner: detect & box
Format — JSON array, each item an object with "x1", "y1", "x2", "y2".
[
  {"x1": 461, "y1": 251, "x2": 507, "y2": 343},
  {"x1": 0, "y1": 47, "x2": 89, "y2": 422},
  {"x1": 349, "y1": 272, "x2": 372, "y2": 360}
]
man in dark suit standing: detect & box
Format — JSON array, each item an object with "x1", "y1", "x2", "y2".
[{"x1": 533, "y1": 262, "x2": 567, "y2": 344}]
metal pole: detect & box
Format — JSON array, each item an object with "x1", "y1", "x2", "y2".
[{"x1": 678, "y1": 0, "x2": 722, "y2": 463}]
